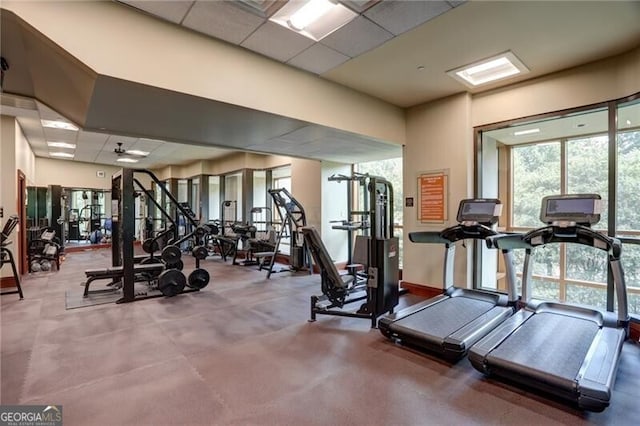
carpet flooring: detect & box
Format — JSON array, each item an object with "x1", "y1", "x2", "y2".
[{"x1": 1, "y1": 248, "x2": 639, "y2": 425}]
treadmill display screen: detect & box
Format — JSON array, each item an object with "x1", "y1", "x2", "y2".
[
  {"x1": 546, "y1": 198, "x2": 595, "y2": 216},
  {"x1": 457, "y1": 200, "x2": 500, "y2": 224},
  {"x1": 541, "y1": 194, "x2": 601, "y2": 225}
]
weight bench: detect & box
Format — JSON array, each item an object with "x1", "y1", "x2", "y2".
[{"x1": 84, "y1": 263, "x2": 165, "y2": 297}]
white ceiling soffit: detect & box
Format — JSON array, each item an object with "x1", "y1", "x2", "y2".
[{"x1": 248, "y1": 125, "x2": 402, "y2": 163}]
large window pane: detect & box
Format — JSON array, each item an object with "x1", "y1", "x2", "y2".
[
  {"x1": 567, "y1": 135, "x2": 608, "y2": 229},
  {"x1": 208, "y1": 176, "x2": 220, "y2": 222},
  {"x1": 512, "y1": 142, "x2": 561, "y2": 227},
  {"x1": 566, "y1": 284, "x2": 606, "y2": 310},
  {"x1": 617, "y1": 99, "x2": 640, "y2": 232},
  {"x1": 621, "y1": 241, "x2": 640, "y2": 316},
  {"x1": 565, "y1": 245, "x2": 607, "y2": 284},
  {"x1": 531, "y1": 278, "x2": 560, "y2": 301}
]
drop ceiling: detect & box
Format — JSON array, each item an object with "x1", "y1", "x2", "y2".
[{"x1": 1, "y1": 1, "x2": 639, "y2": 170}]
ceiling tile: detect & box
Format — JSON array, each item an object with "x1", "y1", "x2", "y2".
[
  {"x1": 447, "y1": 1, "x2": 468, "y2": 8},
  {"x1": 182, "y1": 1, "x2": 265, "y2": 45},
  {"x1": 118, "y1": 1, "x2": 194, "y2": 24},
  {"x1": 241, "y1": 21, "x2": 315, "y2": 62},
  {"x1": 287, "y1": 44, "x2": 350, "y2": 75},
  {"x1": 364, "y1": 0, "x2": 451, "y2": 35},
  {"x1": 320, "y1": 16, "x2": 393, "y2": 58},
  {"x1": 340, "y1": 1, "x2": 381, "y2": 14}
]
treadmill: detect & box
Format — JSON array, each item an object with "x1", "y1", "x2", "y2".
[
  {"x1": 469, "y1": 194, "x2": 629, "y2": 412},
  {"x1": 379, "y1": 198, "x2": 518, "y2": 361}
]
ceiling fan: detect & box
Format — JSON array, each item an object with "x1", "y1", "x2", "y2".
[{"x1": 113, "y1": 142, "x2": 149, "y2": 158}]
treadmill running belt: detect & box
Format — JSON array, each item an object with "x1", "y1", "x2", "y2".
[
  {"x1": 488, "y1": 312, "x2": 599, "y2": 381},
  {"x1": 391, "y1": 296, "x2": 495, "y2": 342}
]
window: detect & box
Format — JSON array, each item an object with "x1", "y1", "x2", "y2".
[
  {"x1": 355, "y1": 157, "x2": 403, "y2": 266},
  {"x1": 477, "y1": 95, "x2": 640, "y2": 317},
  {"x1": 208, "y1": 176, "x2": 220, "y2": 222}
]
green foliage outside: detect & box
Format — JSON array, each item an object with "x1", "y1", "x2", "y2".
[{"x1": 510, "y1": 129, "x2": 640, "y2": 314}]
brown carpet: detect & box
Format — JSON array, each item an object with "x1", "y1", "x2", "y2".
[{"x1": 1, "y1": 248, "x2": 639, "y2": 425}]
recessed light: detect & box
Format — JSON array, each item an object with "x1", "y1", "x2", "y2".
[
  {"x1": 126, "y1": 150, "x2": 149, "y2": 156},
  {"x1": 514, "y1": 128, "x2": 540, "y2": 136},
  {"x1": 447, "y1": 51, "x2": 529, "y2": 88},
  {"x1": 269, "y1": 0, "x2": 357, "y2": 41},
  {"x1": 50, "y1": 152, "x2": 74, "y2": 158},
  {"x1": 117, "y1": 158, "x2": 139, "y2": 163},
  {"x1": 47, "y1": 141, "x2": 76, "y2": 149},
  {"x1": 417, "y1": 65, "x2": 425, "y2": 71},
  {"x1": 41, "y1": 119, "x2": 79, "y2": 131}
]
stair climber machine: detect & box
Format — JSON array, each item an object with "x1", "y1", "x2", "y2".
[
  {"x1": 379, "y1": 198, "x2": 519, "y2": 362},
  {"x1": 469, "y1": 194, "x2": 630, "y2": 412},
  {"x1": 304, "y1": 174, "x2": 399, "y2": 328}
]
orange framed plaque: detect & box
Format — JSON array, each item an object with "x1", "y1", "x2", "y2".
[{"x1": 418, "y1": 172, "x2": 448, "y2": 223}]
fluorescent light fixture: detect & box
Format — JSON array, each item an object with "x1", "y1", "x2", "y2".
[
  {"x1": 117, "y1": 158, "x2": 139, "y2": 163},
  {"x1": 125, "y1": 150, "x2": 149, "y2": 156},
  {"x1": 447, "y1": 51, "x2": 529, "y2": 88},
  {"x1": 41, "y1": 119, "x2": 79, "y2": 131},
  {"x1": 514, "y1": 128, "x2": 540, "y2": 136},
  {"x1": 47, "y1": 141, "x2": 76, "y2": 149},
  {"x1": 50, "y1": 152, "x2": 74, "y2": 158},
  {"x1": 269, "y1": 0, "x2": 357, "y2": 41}
]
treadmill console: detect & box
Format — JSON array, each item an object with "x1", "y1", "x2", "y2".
[
  {"x1": 456, "y1": 199, "x2": 502, "y2": 226},
  {"x1": 540, "y1": 194, "x2": 602, "y2": 226}
]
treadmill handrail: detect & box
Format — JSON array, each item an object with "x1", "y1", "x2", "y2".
[
  {"x1": 486, "y1": 233, "x2": 532, "y2": 250},
  {"x1": 521, "y1": 225, "x2": 628, "y2": 323},
  {"x1": 523, "y1": 225, "x2": 622, "y2": 260},
  {"x1": 408, "y1": 231, "x2": 450, "y2": 245}
]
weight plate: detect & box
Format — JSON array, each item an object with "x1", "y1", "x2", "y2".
[
  {"x1": 195, "y1": 227, "x2": 207, "y2": 238},
  {"x1": 187, "y1": 268, "x2": 210, "y2": 289},
  {"x1": 157, "y1": 269, "x2": 186, "y2": 297},
  {"x1": 165, "y1": 259, "x2": 184, "y2": 271},
  {"x1": 142, "y1": 238, "x2": 159, "y2": 254},
  {"x1": 140, "y1": 256, "x2": 164, "y2": 265},
  {"x1": 192, "y1": 245, "x2": 208, "y2": 260},
  {"x1": 161, "y1": 245, "x2": 182, "y2": 264}
]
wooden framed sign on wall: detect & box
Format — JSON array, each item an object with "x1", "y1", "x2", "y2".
[{"x1": 417, "y1": 171, "x2": 448, "y2": 223}]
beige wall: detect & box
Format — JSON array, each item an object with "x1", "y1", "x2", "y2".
[
  {"x1": 1, "y1": 116, "x2": 18, "y2": 236},
  {"x1": 404, "y1": 94, "x2": 473, "y2": 287},
  {"x1": 472, "y1": 46, "x2": 640, "y2": 126},
  {"x1": 404, "y1": 48, "x2": 640, "y2": 289},
  {"x1": 15, "y1": 123, "x2": 35, "y2": 184},
  {"x1": 1, "y1": 116, "x2": 36, "y2": 278},
  {"x1": 34, "y1": 158, "x2": 120, "y2": 189},
  {"x1": 4, "y1": 0, "x2": 405, "y2": 147},
  {"x1": 291, "y1": 158, "x2": 322, "y2": 230}
]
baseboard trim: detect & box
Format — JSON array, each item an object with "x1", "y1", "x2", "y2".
[
  {"x1": 400, "y1": 281, "x2": 443, "y2": 298},
  {"x1": 0, "y1": 276, "x2": 17, "y2": 289},
  {"x1": 630, "y1": 322, "x2": 640, "y2": 342}
]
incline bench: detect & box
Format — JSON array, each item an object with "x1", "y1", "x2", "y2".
[{"x1": 301, "y1": 226, "x2": 355, "y2": 308}]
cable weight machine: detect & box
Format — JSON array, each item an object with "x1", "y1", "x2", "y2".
[{"x1": 305, "y1": 173, "x2": 400, "y2": 327}]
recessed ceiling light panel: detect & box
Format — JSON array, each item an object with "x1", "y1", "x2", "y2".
[
  {"x1": 125, "y1": 150, "x2": 150, "y2": 156},
  {"x1": 269, "y1": 0, "x2": 357, "y2": 41},
  {"x1": 41, "y1": 119, "x2": 79, "y2": 131},
  {"x1": 117, "y1": 158, "x2": 139, "y2": 163},
  {"x1": 514, "y1": 128, "x2": 540, "y2": 136},
  {"x1": 447, "y1": 51, "x2": 529, "y2": 88},
  {"x1": 50, "y1": 152, "x2": 74, "y2": 158},
  {"x1": 47, "y1": 141, "x2": 76, "y2": 149}
]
